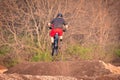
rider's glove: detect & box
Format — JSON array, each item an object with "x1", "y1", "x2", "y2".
[
  {"x1": 48, "y1": 27, "x2": 52, "y2": 29},
  {"x1": 63, "y1": 29, "x2": 66, "y2": 32}
]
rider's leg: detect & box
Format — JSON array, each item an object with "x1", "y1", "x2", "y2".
[
  {"x1": 51, "y1": 37, "x2": 54, "y2": 43},
  {"x1": 57, "y1": 28, "x2": 63, "y2": 42},
  {"x1": 50, "y1": 29, "x2": 55, "y2": 48},
  {"x1": 59, "y1": 36, "x2": 63, "y2": 41},
  {"x1": 50, "y1": 37, "x2": 54, "y2": 48}
]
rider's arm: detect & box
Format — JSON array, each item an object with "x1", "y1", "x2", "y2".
[
  {"x1": 63, "y1": 18, "x2": 68, "y2": 29},
  {"x1": 48, "y1": 23, "x2": 51, "y2": 26},
  {"x1": 63, "y1": 24, "x2": 68, "y2": 32},
  {"x1": 48, "y1": 19, "x2": 55, "y2": 29},
  {"x1": 48, "y1": 22, "x2": 52, "y2": 29},
  {"x1": 63, "y1": 20, "x2": 68, "y2": 32},
  {"x1": 65, "y1": 25, "x2": 68, "y2": 29}
]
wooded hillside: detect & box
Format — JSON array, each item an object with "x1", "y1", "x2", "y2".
[{"x1": 0, "y1": 0, "x2": 120, "y2": 66}]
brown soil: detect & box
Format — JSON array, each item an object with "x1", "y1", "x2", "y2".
[
  {"x1": 0, "y1": 65, "x2": 8, "y2": 73},
  {"x1": 6, "y1": 60, "x2": 120, "y2": 80}
]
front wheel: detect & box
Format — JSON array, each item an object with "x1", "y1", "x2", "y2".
[{"x1": 52, "y1": 45, "x2": 58, "y2": 56}]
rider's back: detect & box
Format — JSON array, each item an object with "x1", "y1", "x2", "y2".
[{"x1": 51, "y1": 18, "x2": 66, "y2": 29}]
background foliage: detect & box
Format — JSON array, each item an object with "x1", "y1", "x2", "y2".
[{"x1": 0, "y1": 0, "x2": 120, "y2": 67}]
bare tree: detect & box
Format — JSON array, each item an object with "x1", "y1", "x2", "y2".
[{"x1": 0, "y1": 0, "x2": 119, "y2": 62}]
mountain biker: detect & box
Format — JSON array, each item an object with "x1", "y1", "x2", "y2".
[{"x1": 48, "y1": 13, "x2": 68, "y2": 46}]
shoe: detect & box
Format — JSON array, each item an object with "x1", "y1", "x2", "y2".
[{"x1": 60, "y1": 39, "x2": 62, "y2": 42}]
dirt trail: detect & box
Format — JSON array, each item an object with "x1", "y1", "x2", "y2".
[
  {"x1": 6, "y1": 60, "x2": 120, "y2": 80},
  {"x1": 0, "y1": 65, "x2": 8, "y2": 74},
  {"x1": 100, "y1": 61, "x2": 120, "y2": 74}
]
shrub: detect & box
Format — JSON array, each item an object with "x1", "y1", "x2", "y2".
[
  {"x1": 115, "y1": 49, "x2": 120, "y2": 57},
  {"x1": 66, "y1": 45, "x2": 92, "y2": 60},
  {"x1": 0, "y1": 45, "x2": 11, "y2": 55},
  {"x1": 31, "y1": 51, "x2": 52, "y2": 62}
]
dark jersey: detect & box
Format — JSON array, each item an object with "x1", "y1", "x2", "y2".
[{"x1": 51, "y1": 18, "x2": 67, "y2": 29}]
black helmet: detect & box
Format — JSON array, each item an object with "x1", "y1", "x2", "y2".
[{"x1": 57, "y1": 13, "x2": 63, "y2": 17}]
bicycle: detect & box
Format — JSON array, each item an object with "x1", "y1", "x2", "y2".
[{"x1": 51, "y1": 33, "x2": 59, "y2": 56}]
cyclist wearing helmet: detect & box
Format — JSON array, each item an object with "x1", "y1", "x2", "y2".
[{"x1": 48, "y1": 13, "x2": 68, "y2": 45}]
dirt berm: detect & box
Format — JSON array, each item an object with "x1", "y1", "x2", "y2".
[{"x1": 3, "y1": 60, "x2": 120, "y2": 80}]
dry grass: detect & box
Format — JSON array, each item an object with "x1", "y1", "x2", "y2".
[{"x1": 0, "y1": 0, "x2": 119, "y2": 65}]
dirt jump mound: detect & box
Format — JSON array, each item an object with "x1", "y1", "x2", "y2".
[{"x1": 5, "y1": 60, "x2": 120, "y2": 80}]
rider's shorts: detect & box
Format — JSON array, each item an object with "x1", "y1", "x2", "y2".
[{"x1": 50, "y1": 28, "x2": 63, "y2": 37}]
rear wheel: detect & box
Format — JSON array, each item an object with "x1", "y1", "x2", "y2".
[
  {"x1": 51, "y1": 33, "x2": 59, "y2": 56},
  {"x1": 52, "y1": 45, "x2": 58, "y2": 56}
]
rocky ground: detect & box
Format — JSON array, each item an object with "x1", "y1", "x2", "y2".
[{"x1": 0, "y1": 60, "x2": 120, "y2": 80}]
